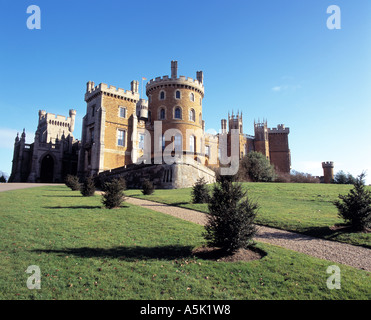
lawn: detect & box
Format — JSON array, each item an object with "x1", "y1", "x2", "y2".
[
  {"x1": 125, "y1": 183, "x2": 371, "y2": 248},
  {"x1": 0, "y1": 185, "x2": 370, "y2": 300}
]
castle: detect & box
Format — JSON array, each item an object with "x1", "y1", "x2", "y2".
[{"x1": 9, "y1": 61, "x2": 291, "y2": 187}]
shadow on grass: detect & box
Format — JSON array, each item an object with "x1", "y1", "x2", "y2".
[
  {"x1": 44, "y1": 205, "x2": 130, "y2": 209},
  {"x1": 43, "y1": 195, "x2": 83, "y2": 198},
  {"x1": 32, "y1": 245, "x2": 194, "y2": 261}
]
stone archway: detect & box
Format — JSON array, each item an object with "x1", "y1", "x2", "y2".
[{"x1": 40, "y1": 154, "x2": 54, "y2": 182}]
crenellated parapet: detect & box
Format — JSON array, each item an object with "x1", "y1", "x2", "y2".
[
  {"x1": 85, "y1": 81, "x2": 140, "y2": 103},
  {"x1": 322, "y1": 161, "x2": 334, "y2": 168},
  {"x1": 146, "y1": 65, "x2": 204, "y2": 97},
  {"x1": 268, "y1": 124, "x2": 290, "y2": 134}
]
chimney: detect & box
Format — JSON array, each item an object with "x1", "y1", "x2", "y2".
[
  {"x1": 171, "y1": 60, "x2": 178, "y2": 78},
  {"x1": 196, "y1": 71, "x2": 203, "y2": 84}
]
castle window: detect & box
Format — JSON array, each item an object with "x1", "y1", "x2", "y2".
[
  {"x1": 159, "y1": 91, "x2": 165, "y2": 100},
  {"x1": 199, "y1": 113, "x2": 202, "y2": 125},
  {"x1": 189, "y1": 109, "x2": 195, "y2": 122},
  {"x1": 174, "y1": 107, "x2": 182, "y2": 119},
  {"x1": 190, "y1": 92, "x2": 195, "y2": 102},
  {"x1": 90, "y1": 127, "x2": 95, "y2": 143},
  {"x1": 119, "y1": 106, "x2": 126, "y2": 118},
  {"x1": 139, "y1": 133, "x2": 145, "y2": 150},
  {"x1": 175, "y1": 90, "x2": 181, "y2": 99},
  {"x1": 91, "y1": 105, "x2": 95, "y2": 118},
  {"x1": 189, "y1": 135, "x2": 195, "y2": 153},
  {"x1": 159, "y1": 108, "x2": 165, "y2": 120},
  {"x1": 117, "y1": 129, "x2": 126, "y2": 147},
  {"x1": 205, "y1": 145, "x2": 210, "y2": 157},
  {"x1": 174, "y1": 134, "x2": 182, "y2": 151}
]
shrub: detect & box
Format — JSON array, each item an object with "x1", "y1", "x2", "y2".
[
  {"x1": 238, "y1": 152, "x2": 276, "y2": 182},
  {"x1": 191, "y1": 177, "x2": 210, "y2": 203},
  {"x1": 141, "y1": 179, "x2": 155, "y2": 195},
  {"x1": 204, "y1": 174, "x2": 258, "y2": 254},
  {"x1": 65, "y1": 174, "x2": 81, "y2": 191},
  {"x1": 0, "y1": 175, "x2": 6, "y2": 183},
  {"x1": 80, "y1": 176, "x2": 96, "y2": 197},
  {"x1": 334, "y1": 172, "x2": 371, "y2": 231},
  {"x1": 101, "y1": 178, "x2": 126, "y2": 209},
  {"x1": 289, "y1": 170, "x2": 320, "y2": 183}
]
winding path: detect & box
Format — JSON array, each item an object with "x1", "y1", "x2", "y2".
[{"x1": 126, "y1": 197, "x2": 371, "y2": 271}]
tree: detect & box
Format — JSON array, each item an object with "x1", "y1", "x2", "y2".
[
  {"x1": 191, "y1": 177, "x2": 210, "y2": 204},
  {"x1": 101, "y1": 178, "x2": 126, "y2": 209},
  {"x1": 80, "y1": 176, "x2": 96, "y2": 197},
  {"x1": 141, "y1": 179, "x2": 155, "y2": 195},
  {"x1": 65, "y1": 175, "x2": 80, "y2": 191},
  {"x1": 334, "y1": 172, "x2": 371, "y2": 231},
  {"x1": 204, "y1": 175, "x2": 258, "y2": 254},
  {"x1": 334, "y1": 171, "x2": 356, "y2": 185},
  {"x1": 238, "y1": 152, "x2": 276, "y2": 182},
  {"x1": 0, "y1": 175, "x2": 6, "y2": 183}
]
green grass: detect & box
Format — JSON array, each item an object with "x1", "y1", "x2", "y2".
[
  {"x1": 125, "y1": 183, "x2": 371, "y2": 248},
  {"x1": 0, "y1": 185, "x2": 370, "y2": 300}
]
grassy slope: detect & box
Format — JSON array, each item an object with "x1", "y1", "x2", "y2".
[
  {"x1": 125, "y1": 183, "x2": 371, "y2": 248},
  {"x1": 0, "y1": 185, "x2": 370, "y2": 300}
]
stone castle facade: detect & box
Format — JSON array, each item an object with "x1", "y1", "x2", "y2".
[{"x1": 10, "y1": 61, "x2": 291, "y2": 187}]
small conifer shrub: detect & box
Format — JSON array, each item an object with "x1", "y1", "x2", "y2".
[
  {"x1": 191, "y1": 177, "x2": 210, "y2": 204},
  {"x1": 101, "y1": 178, "x2": 126, "y2": 209},
  {"x1": 80, "y1": 176, "x2": 96, "y2": 197},
  {"x1": 334, "y1": 172, "x2": 371, "y2": 231},
  {"x1": 141, "y1": 179, "x2": 155, "y2": 195},
  {"x1": 204, "y1": 175, "x2": 258, "y2": 254},
  {"x1": 65, "y1": 174, "x2": 81, "y2": 191}
]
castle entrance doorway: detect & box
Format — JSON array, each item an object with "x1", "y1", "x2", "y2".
[{"x1": 40, "y1": 154, "x2": 54, "y2": 182}]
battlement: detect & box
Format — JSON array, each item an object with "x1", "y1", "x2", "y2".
[
  {"x1": 85, "y1": 81, "x2": 140, "y2": 102},
  {"x1": 322, "y1": 161, "x2": 334, "y2": 168},
  {"x1": 268, "y1": 124, "x2": 290, "y2": 134},
  {"x1": 146, "y1": 75, "x2": 204, "y2": 95}
]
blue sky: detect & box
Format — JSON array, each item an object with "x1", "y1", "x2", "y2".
[{"x1": 0, "y1": 0, "x2": 370, "y2": 183}]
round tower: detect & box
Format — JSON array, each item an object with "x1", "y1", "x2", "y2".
[
  {"x1": 146, "y1": 61, "x2": 205, "y2": 160},
  {"x1": 322, "y1": 161, "x2": 334, "y2": 184}
]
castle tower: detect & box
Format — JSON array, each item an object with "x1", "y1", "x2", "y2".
[
  {"x1": 268, "y1": 124, "x2": 291, "y2": 173},
  {"x1": 254, "y1": 119, "x2": 269, "y2": 158},
  {"x1": 322, "y1": 161, "x2": 334, "y2": 183},
  {"x1": 146, "y1": 60, "x2": 205, "y2": 161},
  {"x1": 228, "y1": 111, "x2": 243, "y2": 134}
]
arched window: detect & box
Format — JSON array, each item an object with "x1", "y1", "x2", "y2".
[
  {"x1": 159, "y1": 91, "x2": 165, "y2": 100},
  {"x1": 189, "y1": 135, "x2": 195, "y2": 153},
  {"x1": 159, "y1": 108, "x2": 165, "y2": 120},
  {"x1": 175, "y1": 90, "x2": 181, "y2": 99},
  {"x1": 189, "y1": 92, "x2": 195, "y2": 102},
  {"x1": 174, "y1": 107, "x2": 182, "y2": 119},
  {"x1": 189, "y1": 109, "x2": 195, "y2": 122}
]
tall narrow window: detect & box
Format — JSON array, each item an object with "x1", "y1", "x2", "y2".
[
  {"x1": 175, "y1": 90, "x2": 181, "y2": 99},
  {"x1": 160, "y1": 91, "x2": 165, "y2": 100},
  {"x1": 174, "y1": 107, "x2": 182, "y2": 119},
  {"x1": 117, "y1": 129, "x2": 125, "y2": 146},
  {"x1": 205, "y1": 145, "x2": 210, "y2": 157},
  {"x1": 119, "y1": 106, "x2": 126, "y2": 118},
  {"x1": 189, "y1": 92, "x2": 195, "y2": 102},
  {"x1": 159, "y1": 108, "x2": 165, "y2": 120},
  {"x1": 174, "y1": 134, "x2": 182, "y2": 151},
  {"x1": 189, "y1": 109, "x2": 195, "y2": 122},
  {"x1": 189, "y1": 135, "x2": 195, "y2": 153},
  {"x1": 139, "y1": 133, "x2": 145, "y2": 150}
]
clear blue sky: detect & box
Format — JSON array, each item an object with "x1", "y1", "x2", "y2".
[{"x1": 1, "y1": 0, "x2": 370, "y2": 183}]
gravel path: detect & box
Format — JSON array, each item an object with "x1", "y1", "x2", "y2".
[{"x1": 126, "y1": 197, "x2": 371, "y2": 271}]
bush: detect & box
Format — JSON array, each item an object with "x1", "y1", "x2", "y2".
[
  {"x1": 334, "y1": 172, "x2": 371, "y2": 231},
  {"x1": 289, "y1": 170, "x2": 320, "y2": 183},
  {"x1": 0, "y1": 175, "x2": 6, "y2": 183},
  {"x1": 204, "y1": 175, "x2": 258, "y2": 254},
  {"x1": 191, "y1": 177, "x2": 210, "y2": 204},
  {"x1": 101, "y1": 178, "x2": 126, "y2": 209},
  {"x1": 141, "y1": 179, "x2": 155, "y2": 195},
  {"x1": 238, "y1": 152, "x2": 276, "y2": 182},
  {"x1": 80, "y1": 176, "x2": 96, "y2": 197},
  {"x1": 65, "y1": 175, "x2": 81, "y2": 191}
]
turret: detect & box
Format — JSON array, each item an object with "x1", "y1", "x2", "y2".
[
  {"x1": 69, "y1": 109, "x2": 76, "y2": 132},
  {"x1": 322, "y1": 161, "x2": 334, "y2": 184}
]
